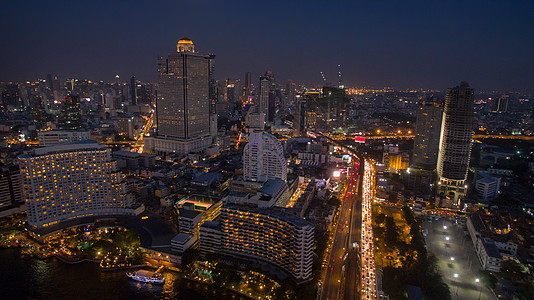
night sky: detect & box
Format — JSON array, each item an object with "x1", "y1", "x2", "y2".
[{"x1": 1, "y1": 0, "x2": 533, "y2": 92}]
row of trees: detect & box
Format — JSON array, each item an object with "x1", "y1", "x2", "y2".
[{"x1": 375, "y1": 206, "x2": 451, "y2": 299}]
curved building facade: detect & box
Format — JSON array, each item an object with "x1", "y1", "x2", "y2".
[
  {"x1": 220, "y1": 205, "x2": 314, "y2": 282},
  {"x1": 19, "y1": 140, "x2": 132, "y2": 229},
  {"x1": 243, "y1": 131, "x2": 287, "y2": 182}
]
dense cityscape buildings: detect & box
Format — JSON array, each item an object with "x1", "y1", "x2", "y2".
[{"x1": 1, "y1": 1, "x2": 534, "y2": 299}]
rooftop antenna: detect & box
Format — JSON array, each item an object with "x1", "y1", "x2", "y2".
[{"x1": 337, "y1": 64, "x2": 343, "y2": 87}]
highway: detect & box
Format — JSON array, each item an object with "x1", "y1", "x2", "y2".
[
  {"x1": 360, "y1": 159, "x2": 377, "y2": 300},
  {"x1": 320, "y1": 161, "x2": 359, "y2": 300}
]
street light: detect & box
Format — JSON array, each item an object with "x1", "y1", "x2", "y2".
[
  {"x1": 446, "y1": 236, "x2": 450, "y2": 241},
  {"x1": 454, "y1": 273, "x2": 459, "y2": 278},
  {"x1": 443, "y1": 225, "x2": 447, "y2": 229},
  {"x1": 450, "y1": 257, "x2": 454, "y2": 261}
]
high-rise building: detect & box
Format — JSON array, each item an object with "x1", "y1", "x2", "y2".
[
  {"x1": 38, "y1": 130, "x2": 91, "y2": 146},
  {"x1": 412, "y1": 98, "x2": 444, "y2": 169},
  {"x1": 243, "y1": 131, "x2": 287, "y2": 182},
  {"x1": 19, "y1": 140, "x2": 134, "y2": 229},
  {"x1": 437, "y1": 82, "x2": 475, "y2": 206},
  {"x1": 57, "y1": 94, "x2": 82, "y2": 130},
  {"x1": 219, "y1": 204, "x2": 314, "y2": 282},
  {"x1": 245, "y1": 72, "x2": 251, "y2": 89},
  {"x1": 258, "y1": 76, "x2": 270, "y2": 116},
  {"x1": 0, "y1": 165, "x2": 23, "y2": 209},
  {"x1": 129, "y1": 76, "x2": 137, "y2": 105},
  {"x1": 492, "y1": 95, "x2": 510, "y2": 113},
  {"x1": 145, "y1": 38, "x2": 213, "y2": 155}
]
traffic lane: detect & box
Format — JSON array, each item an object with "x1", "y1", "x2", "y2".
[{"x1": 322, "y1": 196, "x2": 353, "y2": 299}]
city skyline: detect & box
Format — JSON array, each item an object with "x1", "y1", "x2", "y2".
[{"x1": 1, "y1": 1, "x2": 534, "y2": 93}]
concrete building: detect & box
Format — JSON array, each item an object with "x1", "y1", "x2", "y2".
[
  {"x1": 475, "y1": 171, "x2": 500, "y2": 202},
  {"x1": 199, "y1": 221, "x2": 222, "y2": 255},
  {"x1": 19, "y1": 140, "x2": 133, "y2": 229},
  {"x1": 145, "y1": 38, "x2": 213, "y2": 155},
  {"x1": 243, "y1": 131, "x2": 287, "y2": 182},
  {"x1": 412, "y1": 98, "x2": 443, "y2": 169},
  {"x1": 245, "y1": 112, "x2": 266, "y2": 131},
  {"x1": 219, "y1": 204, "x2": 314, "y2": 282},
  {"x1": 0, "y1": 165, "x2": 23, "y2": 209},
  {"x1": 176, "y1": 195, "x2": 222, "y2": 240},
  {"x1": 38, "y1": 130, "x2": 91, "y2": 146},
  {"x1": 437, "y1": 82, "x2": 474, "y2": 206}
]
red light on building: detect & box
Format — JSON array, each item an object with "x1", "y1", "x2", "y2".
[{"x1": 354, "y1": 136, "x2": 366, "y2": 143}]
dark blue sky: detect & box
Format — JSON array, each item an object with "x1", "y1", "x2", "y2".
[{"x1": 1, "y1": 0, "x2": 533, "y2": 92}]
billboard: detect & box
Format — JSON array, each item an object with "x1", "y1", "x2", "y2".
[{"x1": 354, "y1": 136, "x2": 366, "y2": 143}]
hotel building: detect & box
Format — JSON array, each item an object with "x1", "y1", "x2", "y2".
[
  {"x1": 218, "y1": 204, "x2": 314, "y2": 282},
  {"x1": 19, "y1": 140, "x2": 133, "y2": 229}
]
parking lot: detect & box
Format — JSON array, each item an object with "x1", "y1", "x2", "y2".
[{"x1": 422, "y1": 216, "x2": 495, "y2": 300}]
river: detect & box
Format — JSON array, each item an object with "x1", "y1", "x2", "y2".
[{"x1": 0, "y1": 248, "x2": 243, "y2": 300}]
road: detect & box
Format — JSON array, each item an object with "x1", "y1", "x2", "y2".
[
  {"x1": 360, "y1": 159, "x2": 377, "y2": 300},
  {"x1": 320, "y1": 161, "x2": 360, "y2": 300}
]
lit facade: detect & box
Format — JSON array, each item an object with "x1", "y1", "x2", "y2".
[
  {"x1": 219, "y1": 205, "x2": 314, "y2": 282},
  {"x1": 412, "y1": 98, "x2": 443, "y2": 169},
  {"x1": 146, "y1": 38, "x2": 213, "y2": 155},
  {"x1": 437, "y1": 82, "x2": 474, "y2": 206},
  {"x1": 19, "y1": 140, "x2": 132, "y2": 229},
  {"x1": 243, "y1": 131, "x2": 287, "y2": 182},
  {"x1": 38, "y1": 130, "x2": 91, "y2": 146}
]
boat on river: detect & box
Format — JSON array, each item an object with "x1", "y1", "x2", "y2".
[{"x1": 126, "y1": 270, "x2": 165, "y2": 284}]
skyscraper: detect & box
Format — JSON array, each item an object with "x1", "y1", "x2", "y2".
[
  {"x1": 258, "y1": 76, "x2": 270, "y2": 116},
  {"x1": 243, "y1": 131, "x2": 287, "y2": 182},
  {"x1": 245, "y1": 72, "x2": 251, "y2": 89},
  {"x1": 145, "y1": 38, "x2": 213, "y2": 155},
  {"x1": 57, "y1": 94, "x2": 82, "y2": 130},
  {"x1": 19, "y1": 140, "x2": 133, "y2": 229},
  {"x1": 437, "y1": 82, "x2": 475, "y2": 206},
  {"x1": 130, "y1": 76, "x2": 137, "y2": 105},
  {"x1": 412, "y1": 98, "x2": 444, "y2": 169}
]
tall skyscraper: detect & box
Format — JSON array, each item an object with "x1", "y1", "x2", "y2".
[
  {"x1": 145, "y1": 38, "x2": 213, "y2": 155},
  {"x1": 19, "y1": 140, "x2": 133, "y2": 229},
  {"x1": 245, "y1": 72, "x2": 251, "y2": 89},
  {"x1": 57, "y1": 94, "x2": 82, "y2": 130},
  {"x1": 130, "y1": 76, "x2": 137, "y2": 105},
  {"x1": 243, "y1": 131, "x2": 287, "y2": 182},
  {"x1": 412, "y1": 98, "x2": 444, "y2": 169},
  {"x1": 258, "y1": 76, "x2": 270, "y2": 116},
  {"x1": 437, "y1": 82, "x2": 475, "y2": 206}
]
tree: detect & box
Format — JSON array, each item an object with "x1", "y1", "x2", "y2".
[
  {"x1": 375, "y1": 213, "x2": 386, "y2": 225},
  {"x1": 181, "y1": 248, "x2": 199, "y2": 275}
]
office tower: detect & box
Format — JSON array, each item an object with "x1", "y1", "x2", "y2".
[
  {"x1": 145, "y1": 38, "x2": 213, "y2": 155},
  {"x1": 245, "y1": 72, "x2": 251, "y2": 89},
  {"x1": 437, "y1": 82, "x2": 475, "y2": 206},
  {"x1": 294, "y1": 96, "x2": 307, "y2": 136},
  {"x1": 412, "y1": 98, "x2": 444, "y2": 169},
  {"x1": 57, "y1": 94, "x2": 82, "y2": 130},
  {"x1": 258, "y1": 76, "x2": 270, "y2": 116},
  {"x1": 245, "y1": 112, "x2": 266, "y2": 131},
  {"x1": 243, "y1": 131, "x2": 287, "y2": 182},
  {"x1": 46, "y1": 74, "x2": 54, "y2": 91},
  {"x1": 19, "y1": 140, "x2": 133, "y2": 229},
  {"x1": 130, "y1": 76, "x2": 137, "y2": 105},
  {"x1": 1, "y1": 83, "x2": 22, "y2": 109},
  {"x1": 218, "y1": 204, "x2": 314, "y2": 282},
  {"x1": 0, "y1": 165, "x2": 23, "y2": 209}
]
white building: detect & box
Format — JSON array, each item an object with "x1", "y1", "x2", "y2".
[
  {"x1": 243, "y1": 131, "x2": 287, "y2": 182},
  {"x1": 38, "y1": 130, "x2": 91, "y2": 146},
  {"x1": 19, "y1": 140, "x2": 133, "y2": 229},
  {"x1": 475, "y1": 171, "x2": 500, "y2": 202}
]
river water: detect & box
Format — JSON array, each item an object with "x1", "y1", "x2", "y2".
[{"x1": 0, "y1": 248, "x2": 241, "y2": 300}]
